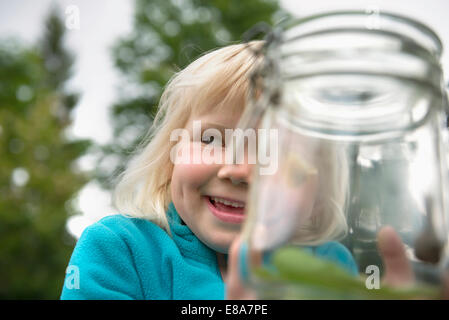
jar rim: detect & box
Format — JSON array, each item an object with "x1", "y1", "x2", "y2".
[{"x1": 274, "y1": 10, "x2": 443, "y2": 58}]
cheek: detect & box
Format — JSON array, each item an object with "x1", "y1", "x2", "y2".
[
  {"x1": 171, "y1": 142, "x2": 219, "y2": 188},
  {"x1": 170, "y1": 159, "x2": 218, "y2": 225},
  {"x1": 172, "y1": 163, "x2": 214, "y2": 189}
]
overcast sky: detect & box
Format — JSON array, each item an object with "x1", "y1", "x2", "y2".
[{"x1": 1, "y1": 0, "x2": 449, "y2": 238}]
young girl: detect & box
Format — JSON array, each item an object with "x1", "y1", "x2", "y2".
[
  {"x1": 60, "y1": 40, "x2": 416, "y2": 300},
  {"x1": 61, "y1": 41, "x2": 265, "y2": 299}
]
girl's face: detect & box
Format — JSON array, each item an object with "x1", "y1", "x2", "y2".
[{"x1": 170, "y1": 108, "x2": 252, "y2": 253}]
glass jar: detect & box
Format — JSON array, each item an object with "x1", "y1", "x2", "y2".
[{"x1": 238, "y1": 11, "x2": 449, "y2": 299}]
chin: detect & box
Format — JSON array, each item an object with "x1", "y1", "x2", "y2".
[
  {"x1": 211, "y1": 243, "x2": 231, "y2": 254},
  {"x1": 202, "y1": 233, "x2": 237, "y2": 254}
]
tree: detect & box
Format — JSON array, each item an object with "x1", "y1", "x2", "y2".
[
  {"x1": 0, "y1": 7, "x2": 90, "y2": 299},
  {"x1": 95, "y1": 0, "x2": 289, "y2": 189}
]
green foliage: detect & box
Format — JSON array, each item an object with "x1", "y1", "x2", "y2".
[
  {"x1": 0, "y1": 8, "x2": 90, "y2": 299},
  {"x1": 254, "y1": 246, "x2": 440, "y2": 299},
  {"x1": 95, "y1": 0, "x2": 289, "y2": 189}
]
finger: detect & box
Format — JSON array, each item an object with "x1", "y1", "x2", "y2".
[
  {"x1": 226, "y1": 236, "x2": 241, "y2": 287},
  {"x1": 442, "y1": 272, "x2": 449, "y2": 300},
  {"x1": 226, "y1": 237, "x2": 257, "y2": 300},
  {"x1": 378, "y1": 226, "x2": 415, "y2": 287}
]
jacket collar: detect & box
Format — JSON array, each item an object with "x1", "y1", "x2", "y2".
[{"x1": 166, "y1": 202, "x2": 219, "y2": 266}]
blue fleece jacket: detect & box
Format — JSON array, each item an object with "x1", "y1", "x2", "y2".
[
  {"x1": 61, "y1": 203, "x2": 224, "y2": 299},
  {"x1": 61, "y1": 202, "x2": 358, "y2": 300}
]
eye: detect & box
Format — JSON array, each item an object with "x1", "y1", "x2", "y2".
[
  {"x1": 201, "y1": 129, "x2": 223, "y2": 147},
  {"x1": 201, "y1": 135, "x2": 215, "y2": 144}
]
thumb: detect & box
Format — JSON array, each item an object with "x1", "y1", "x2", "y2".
[
  {"x1": 226, "y1": 236, "x2": 257, "y2": 300},
  {"x1": 442, "y1": 272, "x2": 449, "y2": 299},
  {"x1": 378, "y1": 226, "x2": 415, "y2": 287}
]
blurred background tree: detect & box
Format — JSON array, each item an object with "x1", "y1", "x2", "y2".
[
  {"x1": 94, "y1": 0, "x2": 289, "y2": 190},
  {"x1": 0, "y1": 7, "x2": 90, "y2": 299}
]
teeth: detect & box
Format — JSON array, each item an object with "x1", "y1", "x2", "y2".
[{"x1": 211, "y1": 197, "x2": 245, "y2": 208}]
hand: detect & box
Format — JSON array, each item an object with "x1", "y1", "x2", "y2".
[
  {"x1": 225, "y1": 236, "x2": 257, "y2": 300},
  {"x1": 377, "y1": 226, "x2": 415, "y2": 287},
  {"x1": 226, "y1": 227, "x2": 449, "y2": 299},
  {"x1": 378, "y1": 226, "x2": 449, "y2": 299}
]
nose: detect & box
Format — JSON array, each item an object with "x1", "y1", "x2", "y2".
[
  {"x1": 217, "y1": 135, "x2": 255, "y2": 186},
  {"x1": 217, "y1": 162, "x2": 252, "y2": 185}
]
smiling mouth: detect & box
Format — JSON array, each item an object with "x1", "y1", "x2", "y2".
[{"x1": 205, "y1": 196, "x2": 246, "y2": 224}]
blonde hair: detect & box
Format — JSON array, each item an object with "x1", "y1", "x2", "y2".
[
  {"x1": 112, "y1": 41, "x2": 264, "y2": 233},
  {"x1": 291, "y1": 141, "x2": 349, "y2": 246}
]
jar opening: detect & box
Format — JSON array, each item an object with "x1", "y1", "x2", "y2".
[
  {"x1": 278, "y1": 11, "x2": 442, "y2": 58},
  {"x1": 258, "y1": 11, "x2": 445, "y2": 139}
]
